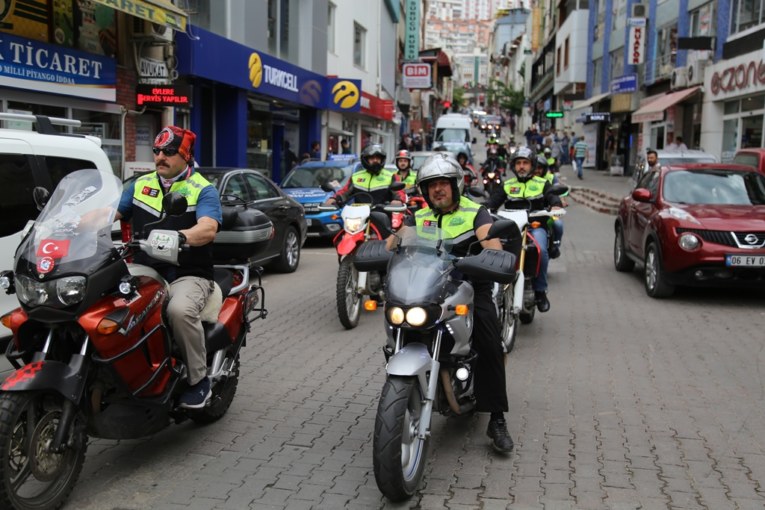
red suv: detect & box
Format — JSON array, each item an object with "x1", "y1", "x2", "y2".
[{"x1": 614, "y1": 163, "x2": 765, "y2": 297}]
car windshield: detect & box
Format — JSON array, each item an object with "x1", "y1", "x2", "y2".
[
  {"x1": 281, "y1": 164, "x2": 353, "y2": 189},
  {"x1": 436, "y1": 128, "x2": 468, "y2": 142},
  {"x1": 412, "y1": 154, "x2": 434, "y2": 170},
  {"x1": 663, "y1": 170, "x2": 765, "y2": 205}
]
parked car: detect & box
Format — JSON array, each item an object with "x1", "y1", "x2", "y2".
[
  {"x1": 614, "y1": 163, "x2": 765, "y2": 298},
  {"x1": 633, "y1": 149, "x2": 717, "y2": 182},
  {"x1": 732, "y1": 148, "x2": 765, "y2": 174},
  {"x1": 280, "y1": 159, "x2": 360, "y2": 239},
  {"x1": 197, "y1": 167, "x2": 307, "y2": 272}
]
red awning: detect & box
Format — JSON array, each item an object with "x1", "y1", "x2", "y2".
[{"x1": 631, "y1": 86, "x2": 701, "y2": 124}]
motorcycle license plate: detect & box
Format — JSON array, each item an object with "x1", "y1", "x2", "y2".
[
  {"x1": 726, "y1": 254, "x2": 765, "y2": 267},
  {"x1": 305, "y1": 219, "x2": 313, "y2": 226}
]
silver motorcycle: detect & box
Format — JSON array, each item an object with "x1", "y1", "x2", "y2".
[{"x1": 353, "y1": 221, "x2": 517, "y2": 501}]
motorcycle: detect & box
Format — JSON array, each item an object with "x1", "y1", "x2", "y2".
[
  {"x1": 481, "y1": 159, "x2": 504, "y2": 197},
  {"x1": 353, "y1": 222, "x2": 517, "y2": 501},
  {"x1": 0, "y1": 170, "x2": 265, "y2": 510},
  {"x1": 494, "y1": 190, "x2": 567, "y2": 352},
  {"x1": 328, "y1": 188, "x2": 406, "y2": 330}
]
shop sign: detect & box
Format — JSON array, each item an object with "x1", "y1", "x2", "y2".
[
  {"x1": 585, "y1": 113, "x2": 610, "y2": 123},
  {"x1": 404, "y1": 0, "x2": 420, "y2": 61},
  {"x1": 611, "y1": 74, "x2": 637, "y2": 94},
  {"x1": 176, "y1": 28, "x2": 326, "y2": 108},
  {"x1": 710, "y1": 59, "x2": 765, "y2": 96},
  {"x1": 138, "y1": 56, "x2": 173, "y2": 84},
  {"x1": 326, "y1": 78, "x2": 361, "y2": 112},
  {"x1": 90, "y1": 0, "x2": 187, "y2": 32},
  {"x1": 0, "y1": 32, "x2": 116, "y2": 101},
  {"x1": 628, "y1": 18, "x2": 646, "y2": 65},
  {"x1": 361, "y1": 92, "x2": 394, "y2": 121},
  {"x1": 402, "y1": 62, "x2": 431, "y2": 88},
  {"x1": 136, "y1": 84, "x2": 191, "y2": 107}
]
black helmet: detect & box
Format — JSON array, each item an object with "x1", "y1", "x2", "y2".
[
  {"x1": 361, "y1": 144, "x2": 386, "y2": 174},
  {"x1": 509, "y1": 145, "x2": 536, "y2": 182},
  {"x1": 536, "y1": 155, "x2": 549, "y2": 176},
  {"x1": 456, "y1": 151, "x2": 469, "y2": 164}
]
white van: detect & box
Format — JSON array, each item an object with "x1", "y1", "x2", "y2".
[
  {"x1": 435, "y1": 114, "x2": 473, "y2": 144},
  {"x1": 0, "y1": 114, "x2": 113, "y2": 351}
]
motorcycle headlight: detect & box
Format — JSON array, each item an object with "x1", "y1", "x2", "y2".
[
  {"x1": 57, "y1": 276, "x2": 87, "y2": 306},
  {"x1": 16, "y1": 275, "x2": 86, "y2": 307},
  {"x1": 344, "y1": 217, "x2": 364, "y2": 234},
  {"x1": 405, "y1": 307, "x2": 427, "y2": 326},
  {"x1": 388, "y1": 306, "x2": 405, "y2": 325},
  {"x1": 487, "y1": 172, "x2": 496, "y2": 179}
]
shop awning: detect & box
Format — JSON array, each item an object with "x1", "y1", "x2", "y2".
[
  {"x1": 363, "y1": 127, "x2": 392, "y2": 137},
  {"x1": 91, "y1": 0, "x2": 188, "y2": 32},
  {"x1": 329, "y1": 127, "x2": 354, "y2": 137},
  {"x1": 572, "y1": 92, "x2": 610, "y2": 111},
  {"x1": 631, "y1": 86, "x2": 701, "y2": 124}
]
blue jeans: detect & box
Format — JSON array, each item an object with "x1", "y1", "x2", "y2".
[
  {"x1": 575, "y1": 157, "x2": 584, "y2": 178},
  {"x1": 530, "y1": 226, "x2": 549, "y2": 292},
  {"x1": 551, "y1": 219, "x2": 564, "y2": 246}
]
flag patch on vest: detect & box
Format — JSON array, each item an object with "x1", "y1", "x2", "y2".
[
  {"x1": 142, "y1": 186, "x2": 159, "y2": 197},
  {"x1": 508, "y1": 186, "x2": 521, "y2": 194},
  {"x1": 356, "y1": 177, "x2": 365, "y2": 183},
  {"x1": 422, "y1": 220, "x2": 436, "y2": 231}
]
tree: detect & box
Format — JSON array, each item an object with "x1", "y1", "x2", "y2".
[
  {"x1": 487, "y1": 78, "x2": 525, "y2": 117},
  {"x1": 453, "y1": 85, "x2": 465, "y2": 110}
]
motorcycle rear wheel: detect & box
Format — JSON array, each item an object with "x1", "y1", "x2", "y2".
[
  {"x1": 189, "y1": 357, "x2": 240, "y2": 424},
  {"x1": 336, "y1": 257, "x2": 361, "y2": 329},
  {"x1": 373, "y1": 376, "x2": 428, "y2": 501},
  {"x1": 0, "y1": 392, "x2": 87, "y2": 510}
]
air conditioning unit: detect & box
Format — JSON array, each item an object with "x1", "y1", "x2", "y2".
[
  {"x1": 687, "y1": 59, "x2": 709, "y2": 86},
  {"x1": 631, "y1": 3, "x2": 647, "y2": 17},
  {"x1": 136, "y1": 18, "x2": 173, "y2": 43},
  {"x1": 671, "y1": 67, "x2": 688, "y2": 90}
]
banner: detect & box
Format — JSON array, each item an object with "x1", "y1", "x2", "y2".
[
  {"x1": 628, "y1": 18, "x2": 646, "y2": 65},
  {"x1": 404, "y1": 0, "x2": 419, "y2": 61}
]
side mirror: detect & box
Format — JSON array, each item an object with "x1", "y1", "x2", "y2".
[
  {"x1": 32, "y1": 186, "x2": 50, "y2": 211},
  {"x1": 390, "y1": 181, "x2": 406, "y2": 192},
  {"x1": 485, "y1": 219, "x2": 520, "y2": 240},
  {"x1": 162, "y1": 192, "x2": 188, "y2": 216},
  {"x1": 632, "y1": 188, "x2": 651, "y2": 202}
]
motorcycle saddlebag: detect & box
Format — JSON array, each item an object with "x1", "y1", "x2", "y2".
[
  {"x1": 353, "y1": 240, "x2": 392, "y2": 272},
  {"x1": 455, "y1": 249, "x2": 517, "y2": 284},
  {"x1": 213, "y1": 205, "x2": 274, "y2": 264}
]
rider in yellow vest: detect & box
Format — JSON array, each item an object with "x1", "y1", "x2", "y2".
[
  {"x1": 325, "y1": 144, "x2": 405, "y2": 206},
  {"x1": 486, "y1": 146, "x2": 563, "y2": 313},
  {"x1": 394, "y1": 149, "x2": 417, "y2": 192},
  {"x1": 387, "y1": 153, "x2": 514, "y2": 454},
  {"x1": 116, "y1": 126, "x2": 222, "y2": 410}
]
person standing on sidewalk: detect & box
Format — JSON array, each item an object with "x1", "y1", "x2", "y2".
[{"x1": 573, "y1": 136, "x2": 589, "y2": 180}]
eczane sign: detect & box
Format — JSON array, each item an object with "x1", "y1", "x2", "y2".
[{"x1": 402, "y1": 63, "x2": 431, "y2": 89}]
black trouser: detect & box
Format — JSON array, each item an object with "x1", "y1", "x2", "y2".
[{"x1": 471, "y1": 281, "x2": 509, "y2": 413}]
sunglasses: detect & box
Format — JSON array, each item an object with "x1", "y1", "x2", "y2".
[{"x1": 152, "y1": 147, "x2": 179, "y2": 156}]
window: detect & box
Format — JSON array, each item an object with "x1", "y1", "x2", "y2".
[
  {"x1": 690, "y1": 3, "x2": 715, "y2": 36},
  {"x1": 0, "y1": 154, "x2": 37, "y2": 236},
  {"x1": 354, "y1": 22, "x2": 366, "y2": 68},
  {"x1": 245, "y1": 173, "x2": 279, "y2": 200},
  {"x1": 564, "y1": 37, "x2": 570, "y2": 69},
  {"x1": 43, "y1": 157, "x2": 101, "y2": 191},
  {"x1": 730, "y1": 0, "x2": 765, "y2": 35},
  {"x1": 328, "y1": 3, "x2": 336, "y2": 54},
  {"x1": 222, "y1": 175, "x2": 249, "y2": 201},
  {"x1": 556, "y1": 47, "x2": 561, "y2": 75}
]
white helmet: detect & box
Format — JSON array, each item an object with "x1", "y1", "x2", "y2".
[{"x1": 416, "y1": 153, "x2": 465, "y2": 210}]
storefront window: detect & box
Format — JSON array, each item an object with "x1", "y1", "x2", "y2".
[
  {"x1": 722, "y1": 119, "x2": 739, "y2": 162},
  {"x1": 5, "y1": 102, "x2": 66, "y2": 128},
  {"x1": 724, "y1": 100, "x2": 740, "y2": 115},
  {"x1": 741, "y1": 115, "x2": 763, "y2": 147},
  {"x1": 247, "y1": 99, "x2": 273, "y2": 178},
  {"x1": 741, "y1": 95, "x2": 765, "y2": 112}
]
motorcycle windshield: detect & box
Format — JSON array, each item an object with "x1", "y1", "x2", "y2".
[
  {"x1": 387, "y1": 228, "x2": 455, "y2": 305},
  {"x1": 16, "y1": 169, "x2": 122, "y2": 278}
]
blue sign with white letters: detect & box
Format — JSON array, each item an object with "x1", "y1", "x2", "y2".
[{"x1": 611, "y1": 74, "x2": 637, "y2": 94}]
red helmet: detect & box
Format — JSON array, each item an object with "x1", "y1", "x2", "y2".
[{"x1": 395, "y1": 149, "x2": 413, "y2": 163}]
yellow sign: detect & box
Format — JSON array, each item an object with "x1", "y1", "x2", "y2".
[
  {"x1": 90, "y1": 0, "x2": 187, "y2": 32},
  {"x1": 332, "y1": 80, "x2": 360, "y2": 109},
  {"x1": 248, "y1": 52, "x2": 263, "y2": 88},
  {"x1": 0, "y1": 0, "x2": 49, "y2": 42}
]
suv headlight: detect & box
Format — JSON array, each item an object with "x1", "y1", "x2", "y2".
[{"x1": 16, "y1": 275, "x2": 87, "y2": 307}]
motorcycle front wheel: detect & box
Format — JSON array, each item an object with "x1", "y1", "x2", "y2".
[
  {"x1": 499, "y1": 284, "x2": 518, "y2": 353},
  {"x1": 0, "y1": 392, "x2": 87, "y2": 510},
  {"x1": 336, "y1": 257, "x2": 361, "y2": 329},
  {"x1": 373, "y1": 376, "x2": 428, "y2": 501}
]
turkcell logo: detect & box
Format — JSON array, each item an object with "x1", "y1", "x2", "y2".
[{"x1": 248, "y1": 51, "x2": 299, "y2": 92}]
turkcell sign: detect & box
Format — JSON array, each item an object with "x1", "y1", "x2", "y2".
[
  {"x1": 0, "y1": 32, "x2": 115, "y2": 101},
  {"x1": 402, "y1": 63, "x2": 431, "y2": 88},
  {"x1": 611, "y1": 74, "x2": 637, "y2": 94},
  {"x1": 404, "y1": 0, "x2": 420, "y2": 61},
  {"x1": 628, "y1": 18, "x2": 646, "y2": 65}
]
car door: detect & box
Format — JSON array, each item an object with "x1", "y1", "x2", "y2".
[
  {"x1": 242, "y1": 172, "x2": 291, "y2": 257},
  {"x1": 628, "y1": 170, "x2": 660, "y2": 255}
]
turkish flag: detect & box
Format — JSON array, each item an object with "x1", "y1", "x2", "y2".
[{"x1": 36, "y1": 239, "x2": 71, "y2": 258}]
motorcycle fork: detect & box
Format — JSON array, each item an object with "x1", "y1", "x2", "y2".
[{"x1": 418, "y1": 328, "x2": 443, "y2": 441}]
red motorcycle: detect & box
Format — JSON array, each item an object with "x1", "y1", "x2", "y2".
[{"x1": 0, "y1": 170, "x2": 265, "y2": 509}]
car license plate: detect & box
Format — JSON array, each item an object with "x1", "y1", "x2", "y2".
[
  {"x1": 305, "y1": 219, "x2": 313, "y2": 226},
  {"x1": 726, "y1": 254, "x2": 765, "y2": 267}
]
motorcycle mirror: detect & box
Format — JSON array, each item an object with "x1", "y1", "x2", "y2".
[
  {"x1": 320, "y1": 182, "x2": 337, "y2": 193},
  {"x1": 485, "y1": 219, "x2": 519, "y2": 241},
  {"x1": 546, "y1": 185, "x2": 569, "y2": 197},
  {"x1": 390, "y1": 181, "x2": 406, "y2": 192},
  {"x1": 32, "y1": 186, "x2": 50, "y2": 211},
  {"x1": 162, "y1": 192, "x2": 188, "y2": 216}
]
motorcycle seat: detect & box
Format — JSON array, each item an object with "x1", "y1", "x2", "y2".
[{"x1": 200, "y1": 268, "x2": 233, "y2": 323}]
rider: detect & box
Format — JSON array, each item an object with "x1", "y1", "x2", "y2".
[
  {"x1": 116, "y1": 126, "x2": 222, "y2": 409},
  {"x1": 394, "y1": 149, "x2": 417, "y2": 192},
  {"x1": 486, "y1": 146, "x2": 563, "y2": 312},
  {"x1": 543, "y1": 146, "x2": 559, "y2": 173},
  {"x1": 325, "y1": 144, "x2": 405, "y2": 207},
  {"x1": 456, "y1": 150, "x2": 479, "y2": 188},
  {"x1": 535, "y1": 155, "x2": 564, "y2": 259},
  {"x1": 387, "y1": 153, "x2": 514, "y2": 454}
]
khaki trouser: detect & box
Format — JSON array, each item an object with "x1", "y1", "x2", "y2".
[{"x1": 167, "y1": 276, "x2": 214, "y2": 385}]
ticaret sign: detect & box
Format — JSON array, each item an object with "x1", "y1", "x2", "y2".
[
  {"x1": 402, "y1": 63, "x2": 431, "y2": 89},
  {"x1": 628, "y1": 18, "x2": 646, "y2": 65}
]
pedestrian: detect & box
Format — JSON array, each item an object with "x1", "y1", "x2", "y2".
[
  {"x1": 573, "y1": 136, "x2": 589, "y2": 180},
  {"x1": 340, "y1": 138, "x2": 352, "y2": 154},
  {"x1": 282, "y1": 140, "x2": 297, "y2": 172},
  {"x1": 115, "y1": 126, "x2": 222, "y2": 409},
  {"x1": 560, "y1": 131, "x2": 570, "y2": 164},
  {"x1": 605, "y1": 129, "x2": 615, "y2": 168},
  {"x1": 666, "y1": 135, "x2": 688, "y2": 152},
  {"x1": 310, "y1": 141, "x2": 321, "y2": 160}
]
